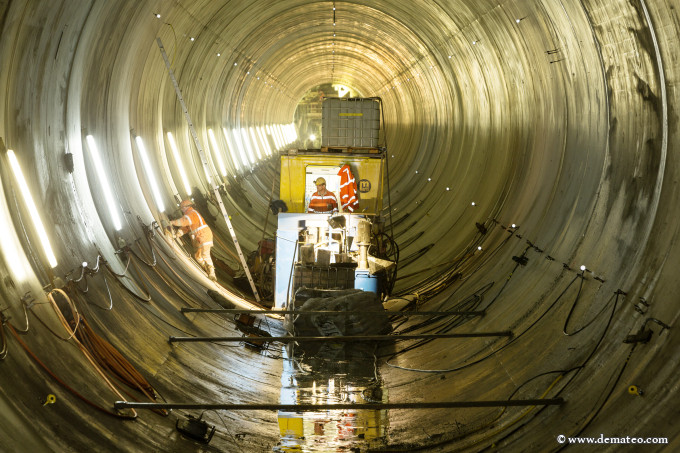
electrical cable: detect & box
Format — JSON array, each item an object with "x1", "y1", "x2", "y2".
[
  {"x1": 0, "y1": 315, "x2": 7, "y2": 360},
  {"x1": 562, "y1": 276, "x2": 612, "y2": 336},
  {"x1": 384, "y1": 272, "x2": 580, "y2": 373},
  {"x1": 7, "y1": 322, "x2": 136, "y2": 419},
  {"x1": 562, "y1": 344, "x2": 637, "y2": 446},
  {"x1": 212, "y1": 410, "x2": 247, "y2": 453},
  {"x1": 472, "y1": 291, "x2": 625, "y2": 450}
]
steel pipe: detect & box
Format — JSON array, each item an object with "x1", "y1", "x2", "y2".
[
  {"x1": 168, "y1": 332, "x2": 513, "y2": 343},
  {"x1": 180, "y1": 308, "x2": 485, "y2": 316},
  {"x1": 114, "y1": 398, "x2": 564, "y2": 411}
]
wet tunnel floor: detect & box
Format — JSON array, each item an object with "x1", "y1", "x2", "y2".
[{"x1": 274, "y1": 347, "x2": 389, "y2": 452}]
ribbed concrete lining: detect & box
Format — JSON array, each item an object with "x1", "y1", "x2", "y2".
[{"x1": 0, "y1": 0, "x2": 679, "y2": 451}]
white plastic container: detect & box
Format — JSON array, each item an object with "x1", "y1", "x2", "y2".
[{"x1": 321, "y1": 98, "x2": 380, "y2": 148}]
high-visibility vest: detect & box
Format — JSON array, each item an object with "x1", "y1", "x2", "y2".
[
  {"x1": 176, "y1": 207, "x2": 213, "y2": 247},
  {"x1": 338, "y1": 164, "x2": 359, "y2": 212},
  {"x1": 308, "y1": 191, "x2": 338, "y2": 213}
]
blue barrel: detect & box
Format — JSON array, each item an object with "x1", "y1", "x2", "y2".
[{"x1": 354, "y1": 269, "x2": 379, "y2": 293}]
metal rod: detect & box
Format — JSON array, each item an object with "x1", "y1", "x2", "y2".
[
  {"x1": 169, "y1": 332, "x2": 512, "y2": 343},
  {"x1": 181, "y1": 308, "x2": 485, "y2": 316},
  {"x1": 114, "y1": 398, "x2": 563, "y2": 411}
]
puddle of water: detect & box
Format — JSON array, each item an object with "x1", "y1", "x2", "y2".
[{"x1": 274, "y1": 346, "x2": 389, "y2": 452}]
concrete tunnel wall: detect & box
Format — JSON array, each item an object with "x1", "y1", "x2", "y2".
[{"x1": 0, "y1": 0, "x2": 679, "y2": 451}]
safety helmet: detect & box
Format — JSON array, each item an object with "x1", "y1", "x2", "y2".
[
  {"x1": 180, "y1": 199, "x2": 194, "y2": 209},
  {"x1": 314, "y1": 177, "x2": 326, "y2": 185}
]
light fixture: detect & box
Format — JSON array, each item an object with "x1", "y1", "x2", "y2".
[
  {"x1": 275, "y1": 125, "x2": 286, "y2": 148},
  {"x1": 256, "y1": 126, "x2": 271, "y2": 156},
  {"x1": 427, "y1": 178, "x2": 431, "y2": 181},
  {"x1": 282, "y1": 124, "x2": 291, "y2": 144},
  {"x1": 166, "y1": 132, "x2": 192, "y2": 197},
  {"x1": 217, "y1": 53, "x2": 221, "y2": 57},
  {"x1": 309, "y1": 134, "x2": 316, "y2": 141},
  {"x1": 477, "y1": 246, "x2": 483, "y2": 251},
  {"x1": 240, "y1": 128, "x2": 257, "y2": 164},
  {"x1": 233, "y1": 62, "x2": 237, "y2": 66},
  {"x1": 190, "y1": 37, "x2": 195, "y2": 41},
  {"x1": 274, "y1": 125, "x2": 284, "y2": 148},
  {"x1": 222, "y1": 128, "x2": 242, "y2": 170},
  {"x1": 208, "y1": 129, "x2": 228, "y2": 176},
  {"x1": 276, "y1": 124, "x2": 288, "y2": 146},
  {"x1": 7, "y1": 149, "x2": 58, "y2": 268},
  {"x1": 268, "y1": 125, "x2": 280, "y2": 150},
  {"x1": 232, "y1": 128, "x2": 251, "y2": 166},
  {"x1": 154, "y1": 13, "x2": 161, "y2": 18},
  {"x1": 85, "y1": 135, "x2": 122, "y2": 231},
  {"x1": 580, "y1": 265, "x2": 586, "y2": 271},
  {"x1": 134, "y1": 136, "x2": 165, "y2": 212},
  {"x1": 446, "y1": 187, "x2": 450, "y2": 191},
  {"x1": 248, "y1": 127, "x2": 263, "y2": 160},
  {"x1": 471, "y1": 201, "x2": 476, "y2": 206},
  {"x1": 82, "y1": 261, "x2": 88, "y2": 268}
]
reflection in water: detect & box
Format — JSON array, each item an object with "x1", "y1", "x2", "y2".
[{"x1": 274, "y1": 346, "x2": 388, "y2": 452}]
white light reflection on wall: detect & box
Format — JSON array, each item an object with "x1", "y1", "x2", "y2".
[
  {"x1": 240, "y1": 128, "x2": 256, "y2": 164},
  {"x1": 7, "y1": 150, "x2": 58, "y2": 268},
  {"x1": 166, "y1": 131, "x2": 192, "y2": 197},
  {"x1": 248, "y1": 127, "x2": 263, "y2": 160},
  {"x1": 0, "y1": 178, "x2": 31, "y2": 281},
  {"x1": 134, "y1": 136, "x2": 165, "y2": 212},
  {"x1": 222, "y1": 127, "x2": 242, "y2": 171},
  {"x1": 256, "y1": 126, "x2": 271, "y2": 155},
  {"x1": 232, "y1": 128, "x2": 251, "y2": 167},
  {"x1": 208, "y1": 128, "x2": 227, "y2": 177},
  {"x1": 85, "y1": 135, "x2": 122, "y2": 231}
]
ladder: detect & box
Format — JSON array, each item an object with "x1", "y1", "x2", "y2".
[{"x1": 157, "y1": 38, "x2": 261, "y2": 303}]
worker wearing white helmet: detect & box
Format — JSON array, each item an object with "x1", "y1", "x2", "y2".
[{"x1": 307, "y1": 177, "x2": 338, "y2": 214}]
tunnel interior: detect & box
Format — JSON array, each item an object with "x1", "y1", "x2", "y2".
[{"x1": 1, "y1": 0, "x2": 679, "y2": 451}]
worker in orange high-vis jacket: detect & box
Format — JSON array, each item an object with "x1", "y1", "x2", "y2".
[
  {"x1": 307, "y1": 177, "x2": 338, "y2": 214},
  {"x1": 171, "y1": 199, "x2": 216, "y2": 281}
]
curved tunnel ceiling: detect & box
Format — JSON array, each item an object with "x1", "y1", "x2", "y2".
[{"x1": 1, "y1": 0, "x2": 679, "y2": 451}]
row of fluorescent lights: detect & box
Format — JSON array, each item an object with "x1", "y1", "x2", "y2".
[
  {"x1": 87, "y1": 123, "x2": 297, "y2": 224},
  {"x1": 3, "y1": 123, "x2": 297, "y2": 271},
  {"x1": 169, "y1": 123, "x2": 297, "y2": 197}
]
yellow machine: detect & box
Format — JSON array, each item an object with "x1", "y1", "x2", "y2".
[{"x1": 279, "y1": 151, "x2": 384, "y2": 214}]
